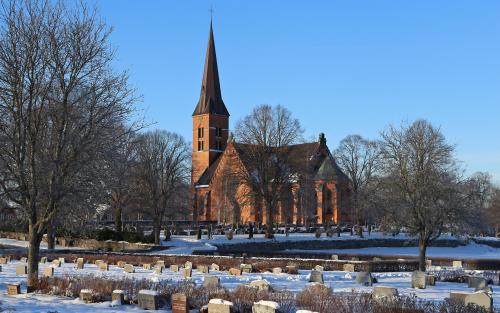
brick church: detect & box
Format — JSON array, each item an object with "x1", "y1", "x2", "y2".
[{"x1": 190, "y1": 20, "x2": 351, "y2": 226}]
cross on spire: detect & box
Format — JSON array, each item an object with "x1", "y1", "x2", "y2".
[{"x1": 209, "y1": 5, "x2": 214, "y2": 18}]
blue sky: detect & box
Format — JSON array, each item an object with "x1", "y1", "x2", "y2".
[{"x1": 93, "y1": 1, "x2": 500, "y2": 184}]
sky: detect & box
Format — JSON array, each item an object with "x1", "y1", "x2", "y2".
[{"x1": 92, "y1": 1, "x2": 500, "y2": 184}]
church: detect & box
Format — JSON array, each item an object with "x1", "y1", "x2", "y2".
[{"x1": 190, "y1": 20, "x2": 351, "y2": 226}]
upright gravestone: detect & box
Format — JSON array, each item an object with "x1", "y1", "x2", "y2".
[
  {"x1": 170, "y1": 264, "x2": 179, "y2": 272},
  {"x1": 411, "y1": 271, "x2": 427, "y2": 289},
  {"x1": 210, "y1": 263, "x2": 220, "y2": 271},
  {"x1": 52, "y1": 259, "x2": 61, "y2": 267},
  {"x1": 197, "y1": 265, "x2": 209, "y2": 274},
  {"x1": 229, "y1": 268, "x2": 242, "y2": 276},
  {"x1": 58, "y1": 257, "x2": 65, "y2": 264},
  {"x1": 143, "y1": 263, "x2": 152, "y2": 270},
  {"x1": 203, "y1": 275, "x2": 221, "y2": 288},
  {"x1": 249, "y1": 279, "x2": 272, "y2": 292},
  {"x1": 309, "y1": 270, "x2": 324, "y2": 283},
  {"x1": 117, "y1": 261, "x2": 126, "y2": 268},
  {"x1": 43, "y1": 267, "x2": 54, "y2": 278},
  {"x1": 464, "y1": 291, "x2": 493, "y2": 312},
  {"x1": 356, "y1": 272, "x2": 374, "y2": 286},
  {"x1": 372, "y1": 286, "x2": 398, "y2": 303},
  {"x1": 286, "y1": 265, "x2": 298, "y2": 275},
  {"x1": 39, "y1": 257, "x2": 47, "y2": 264},
  {"x1": 343, "y1": 264, "x2": 355, "y2": 272},
  {"x1": 452, "y1": 260, "x2": 463, "y2": 268},
  {"x1": 7, "y1": 283, "x2": 21, "y2": 295},
  {"x1": 80, "y1": 289, "x2": 93, "y2": 303},
  {"x1": 426, "y1": 274, "x2": 436, "y2": 286},
  {"x1": 314, "y1": 265, "x2": 324, "y2": 272},
  {"x1": 241, "y1": 263, "x2": 253, "y2": 273},
  {"x1": 0, "y1": 257, "x2": 7, "y2": 264},
  {"x1": 124, "y1": 264, "x2": 135, "y2": 273},
  {"x1": 157, "y1": 260, "x2": 166, "y2": 269},
  {"x1": 272, "y1": 267, "x2": 282, "y2": 274},
  {"x1": 138, "y1": 290, "x2": 159, "y2": 310},
  {"x1": 184, "y1": 267, "x2": 192, "y2": 279},
  {"x1": 20, "y1": 257, "x2": 27, "y2": 263},
  {"x1": 184, "y1": 261, "x2": 193, "y2": 269},
  {"x1": 468, "y1": 276, "x2": 488, "y2": 291},
  {"x1": 331, "y1": 255, "x2": 339, "y2": 261},
  {"x1": 99, "y1": 263, "x2": 109, "y2": 272},
  {"x1": 252, "y1": 300, "x2": 279, "y2": 313},
  {"x1": 112, "y1": 290, "x2": 125, "y2": 305},
  {"x1": 155, "y1": 266, "x2": 163, "y2": 274},
  {"x1": 77, "y1": 259, "x2": 85, "y2": 270},
  {"x1": 172, "y1": 293, "x2": 188, "y2": 313},
  {"x1": 16, "y1": 264, "x2": 28, "y2": 275},
  {"x1": 208, "y1": 299, "x2": 233, "y2": 313}
]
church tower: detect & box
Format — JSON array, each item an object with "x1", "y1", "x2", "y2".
[{"x1": 192, "y1": 19, "x2": 230, "y2": 187}]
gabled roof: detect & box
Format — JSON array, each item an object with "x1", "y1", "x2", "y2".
[
  {"x1": 193, "y1": 19, "x2": 229, "y2": 117},
  {"x1": 316, "y1": 155, "x2": 349, "y2": 181}
]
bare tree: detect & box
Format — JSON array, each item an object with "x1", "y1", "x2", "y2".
[
  {"x1": 487, "y1": 188, "x2": 500, "y2": 236},
  {"x1": 0, "y1": 0, "x2": 138, "y2": 290},
  {"x1": 133, "y1": 130, "x2": 190, "y2": 244},
  {"x1": 334, "y1": 135, "x2": 381, "y2": 232},
  {"x1": 380, "y1": 120, "x2": 471, "y2": 271},
  {"x1": 234, "y1": 104, "x2": 303, "y2": 237}
]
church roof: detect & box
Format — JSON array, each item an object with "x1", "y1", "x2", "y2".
[
  {"x1": 193, "y1": 19, "x2": 229, "y2": 116},
  {"x1": 316, "y1": 155, "x2": 349, "y2": 181}
]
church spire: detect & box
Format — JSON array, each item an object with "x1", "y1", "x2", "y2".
[{"x1": 193, "y1": 19, "x2": 229, "y2": 116}]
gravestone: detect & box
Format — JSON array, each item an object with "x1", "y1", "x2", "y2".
[
  {"x1": 77, "y1": 259, "x2": 85, "y2": 270},
  {"x1": 7, "y1": 283, "x2": 21, "y2": 295},
  {"x1": 184, "y1": 267, "x2": 192, "y2": 279},
  {"x1": 343, "y1": 264, "x2": 355, "y2": 272},
  {"x1": 452, "y1": 260, "x2": 463, "y2": 268},
  {"x1": 143, "y1": 263, "x2": 152, "y2": 270},
  {"x1": 170, "y1": 264, "x2": 179, "y2": 272},
  {"x1": 351, "y1": 257, "x2": 360, "y2": 261},
  {"x1": 425, "y1": 259, "x2": 432, "y2": 268},
  {"x1": 372, "y1": 286, "x2": 398, "y2": 302},
  {"x1": 15, "y1": 264, "x2": 27, "y2": 275},
  {"x1": 464, "y1": 291, "x2": 493, "y2": 312},
  {"x1": 309, "y1": 270, "x2": 324, "y2": 283},
  {"x1": 95, "y1": 260, "x2": 104, "y2": 266},
  {"x1": 52, "y1": 259, "x2": 61, "y2": 267},
  {"x1": 138, "y1": 290, "x2": 159, "y2": 310},
  {"x1": 39, "y1": 257, "x2": 47, "y2": 264},
  {"x1": 112, "y1": 290, "x2": 125, "y2": 305},
  {"x1": 203, "y1": 275, "x2": 220, "y2": 288},
  {"x1": 426, "y1": 274, "x2": 436, "y2": 286},
  {"x1": 197, "y1": 265, "x2": 209, "y2": 274},
  {"x1": 249, "y1": 279, "x2": 272, "y2": 292},
  {"x1": 411, "y1": 271, "x2": 427, "y2": 289},
  {"x1": 124, "y1": 264, "x2": 135, "y2": 273},
  {"x1": 157, "y1": 260, "x2": 166, "y2": 269},
  {"x1": 210, "y1": 263, "x2": 220, "y2": 271},
  {"x1": 80, "y1": 289, "x2": 93, "y2": 303},
  {"x1": 20, "y1": 257, "x2": 27, "y2": 263},
  {"x1": 43, "y1": 267, "x2": 54, "y2": 278},
  {"x1": 117, "y1": 261, "x2": 126, "y2": 268},
  {"x1": 449, "y1": 292, "x2": 469, "y2": 303},
  {"x1": 252, "y1": 300, "x2": 279, "y2": 313},
  {"x1": 373, "y1": 257, "x2": 382, "y2": 261},
  {"x1": 286, "y1": 265, "x2": 298, "y2": 275},
  {"x1": 0, "y1": 257, "x2": 7, "y2": 264},
  {"x1": 240, "y1": 263, "x2": 253, "y2": 273},
  {"x1": 58, "y1": 257, "x2": 65, "y2": 264},
  {"x1": 184, "y1": 261, "x2": 193, "y2": 269},
  {"x1": 229, "y1": 268, "x2": 242, "y2": 276},
  {"x1": 314, "y1": 265, "x2": 324, "y2": 272},
  {"x1": 99, "y1": 263, "x2": 109, "y2": 271},
  {"x1": 331, "y1": 255, "x2": 339, "y2": 261},
  {"x1": 208, "y1": 299, "x2": 233, "y2": 313},
  {"x1": 356, "y1": 272, "x2": 374, "y2": 286},
  {"x1": 468, "y1": 276, "x2": 488, "y2": 291},
  {"x1": 154, "y1": 266, "x2": 163, "y2": 274},
  {"x1": 272, "y1": 267, "x2": 282, "y2": 274},
  {"x1": 172, "y1": 293, "x2": 188, "y2": 313}
]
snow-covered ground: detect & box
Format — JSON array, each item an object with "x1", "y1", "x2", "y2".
[
  {"x1": 0, "y1": 238, "x2": 83, "y2": 250},
  {"x1": 0, "y1": 260, "x2": 498, "y2": 312}
]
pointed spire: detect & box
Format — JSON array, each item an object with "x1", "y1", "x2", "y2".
[{"x1": 193, "y1": 18, "x2": 229, "y2": 116}]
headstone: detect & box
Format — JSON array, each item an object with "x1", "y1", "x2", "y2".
[
  {"x1": 7, "y1": 283, "x2": 21, "y2": 295},
  {"x1": 204, "y1": 275, "x2": 221, "y2": 288},
  {"x1": 343, "y1": 264, "x2": 355, "y2": 272},
  {"x1": 197, "y1": 265, "x2": 209, "y2": 274},
  {"x1": 58, "y1": 257, "x2": 65, "y2": 264},
  {"x1": 95, "y1": 260, "x2": 104, "y2": 266},
  {"x1": 156, "y1": 260, "x2": 166, "y2": 269},
  {"x1": 99, "y1": 263, "x2": 109, "y2": 271},
  {"x1": 124, "y1": 264, "x2": 135, "y2": 273},
  {"x1": 314, "y1": 265, "x2": 324, "y2": 272},
  {"x1": 172, "y1": 293, "x2": 188, "y2": 313},
  {"x1": 272, "y1": 267, "x2": 282, "y2": 274},
  {"x1": 184, "y1": 267, "x2": 192, "y2": 279},
  {"x1": 373, "y1": 257, "x2": 382, "y2": 261},
  {"x1": 331, "y1": 255, "x2": 339, "y2": 261},
  {"x1": 20, "y1": 257, "x2": 27, "y2": 263},
  {"x1": 154, "y1": 266, "x2": 163, "y2": 274},
  {"x1": 43, "y1": 267, "x2": 54, "y2": 278},
  {"x1": 229, "y1": 268, "x2": 242, "y2": 276},
  {"x1": 452, "y1": 260, "x2": 463, "y2": 268},
  {"x1": 143, "y1": 263, "x2": 152, "y2": 270},
  {"x1": 240, "y1": 263, "x2": 252, "y2": 273},
  {"x1": 252, "y1": 300, "x2": 279, "y2": 313},
  {"x1": 76, "y1": 257, "x2": 84, "y2": 264},
  {"x1": 39, "y1": 257, "x2": 47, "y2": 264},
  {"x1": 425, "y1": 274, "x2": 436, "y2": 286},
  {"x1": 0, "y1": 257, "x2": 7, "y2": 264},
  {"x1": 170, "y1": 264, "x2": 179, "y2": 272},
  {"x1": 112, "y1": 290, "x2": 125, "y2": 305},
  {"x1": 76, "y1": 259, "x2": 85, "y2": 270},
  {"x1": 52, "y1": 259, "x2": 61, "y2": 267},
  {"x1": 117, "y1": 261, "x2": 126, "y2": 268},
  {"x1": 249, "y1": 279, "x2": 272, "y2": 292},
  {"x1": 351, "y1": 257, "x2": 360, "y2": 261},
  {"x1": 286, "y1": 265, "x2": 298, "y2": 275},
  {"x1": 184, "y1": 261, "x2": 193, "y2": 269},
  {"x1": 80, "y1": 289, "x2": 93, "y2": 303},
  {"x1": 309, "y1": 270, "x2": 324, "y2": 283},
  {"x1": 138, "y1": 290, "x2": 159, "y2": 310},
  {"x1": 468, "y1": 276, "x2": 488, "y2": 291},
  {"x1": 356, "y1": 272, "x2": 374, "y2": 286},
  {"x1": 372, "y1": 286, "x2": 398, "y2": 302},
  {"x1": 425, "y1": 259, "x2": 432, "y2": 268},
  {"x1": 411, "y1": 271, "x2": 427, "y2": 289},
  {"x1": 208, "y1": 299, "x2": 233, "y2": 313},
  {"x1": 449, "y1": 292, "x2": 470, "y2": 302},
  {"x1": 15, "y1": 264, "x2": 27, "y2": 275},
  {"x1": 464, "y1": 291, "x2": 493, "y2": 312},
  {"x1": 210, "y1": 263, "x2": 220, "y2": 271}
]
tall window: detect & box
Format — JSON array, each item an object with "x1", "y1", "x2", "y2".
[
  {"x1": 216, "y1": 140, "x2": 222, "y2": 150},
  {"x1": 198, "y1": 141, "x2": 204, "y2": 151},
  {"x1": 215, "y1": 127, "x2": 222, "y2": 137},
  {"x1": 198, "y1": 127, "x2": 204, "y2": 139}
]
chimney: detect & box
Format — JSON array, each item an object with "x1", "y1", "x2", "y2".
[{"x1": 319, "y1": 133, "x2": 327, "y2": 146}]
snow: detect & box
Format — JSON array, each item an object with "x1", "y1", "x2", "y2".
[
  {"x1": 209, "y1": 299, "x2": 233, "y2": 306},
  {"x1": 139, "y1": 289, "x2": 159, "y2": 296},
  {"x1": 0, "y1": 259, "x2": 498, "y2": 312},
  {"x1": 255, "y1": 300, "x2": 280, "y2": 308}
]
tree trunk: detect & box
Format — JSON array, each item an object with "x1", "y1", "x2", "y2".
[
  {"x1": 115, "y1": 206, "x2": 123, "y2": 233},
  {"x1": 153, "y1": 220, "x2": 161, "y2": 244},
  {"x1": 47, "y1": 220, "x2": 55, "y2": 250},
  {"x1": 27, "y1": 226, "x2": 42, "y2": 292},
  {"x1": 418, "y1": 237, "x2": 427, "y2": 272}
]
